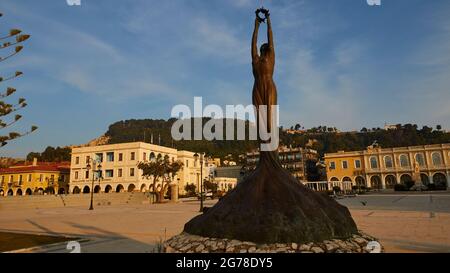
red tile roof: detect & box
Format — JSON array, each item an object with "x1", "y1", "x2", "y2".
[{"x1": 0, "y1": 162, "x2": 70, "y2": 174}]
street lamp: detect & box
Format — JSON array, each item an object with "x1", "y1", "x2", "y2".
[
  {"x1": 194, "y1": 152, "x2": 205, "y2": 212},
  {"x1": 86, "y1": 158, "x2": 102, "y2": 210}
]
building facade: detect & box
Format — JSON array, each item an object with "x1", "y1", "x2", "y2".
[
  {"x1": 70, "y1": 142, "x2": 210, "y2": 196},
  {"x1": 214, "y1": 177, "x2": 237, "y2": 192},
  {"x1": 324, "y1": 143, "x2": 450, "y2": 190},
  {"x1": 0, "y1": 159, "x2": 70, "y2": 196},
  {"x1": 246, "y1": 146, "x2": 319, "y2": 181}
]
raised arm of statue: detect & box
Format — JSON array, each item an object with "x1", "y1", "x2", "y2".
[
  {"x1": 266, "y1": 14, "x2": 274, "y2": 56},
  {"x1": 252, "y1": 18, "x2": 260, "y2": 61}
]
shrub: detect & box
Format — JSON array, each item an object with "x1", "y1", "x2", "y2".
[
  {"x1": 394, "y1": 184, "x2": 408, "y2": 191},
  {"x1": 184, "y1": 184, "x2": 197, "y2": 197},
  {"x1": 404, "y1": 180, "x2": 415, "y2": 190}
]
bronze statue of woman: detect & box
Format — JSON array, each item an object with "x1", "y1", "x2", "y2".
[
  {"x1": 252, "y1": 9, "x2": 276, "y2": 135},
  {"x1": 184, "y1": 9, "x2": 358, "y2": 245}
]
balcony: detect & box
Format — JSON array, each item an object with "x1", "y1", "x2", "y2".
[{"x1": 6, "y1": 181, "x2": 22, "y2": 188}]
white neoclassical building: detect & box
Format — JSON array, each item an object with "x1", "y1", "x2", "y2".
[{"x1": 70, "y1": 142, "x2": 209, "y2": 195}]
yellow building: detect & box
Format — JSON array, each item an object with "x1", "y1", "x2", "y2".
[
  {"x1": 0, "y1": 159, "x2": 70, "y2": 196},
  {"x1": 324, "y1": 143, "x2": 450, "y2": 190}
]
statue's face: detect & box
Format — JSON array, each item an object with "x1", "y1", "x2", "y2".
[{"x1": 260, "y1": 43, "x2": 269, "y2": 57}]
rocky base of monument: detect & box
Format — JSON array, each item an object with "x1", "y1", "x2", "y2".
[{"x1": 164, "y1": 232, "x2": 384, "y2": 253}]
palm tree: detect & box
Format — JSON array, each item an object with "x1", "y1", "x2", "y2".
[{"x1": 0, "y1": 12, "x2": 37, "y2": 147}]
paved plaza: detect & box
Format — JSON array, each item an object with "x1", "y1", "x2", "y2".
[{"x1": 1, "y1": 194, "x2": 450, "y2": 253}]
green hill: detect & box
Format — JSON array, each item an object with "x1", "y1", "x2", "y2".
[{"x1": 28, "y1": 120, "x2": 450, "y2": 163}]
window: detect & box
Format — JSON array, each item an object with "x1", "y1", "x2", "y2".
[
  {"x1": 118, "y1": 153, "x2": 123, "y2": 161},
  {"x1": 105, "y1": 170, "x2": 114, "y2": 178},
  {"x1": 86, "y1": 155, "x2": 90, "y2": 164},
  {"x1": 329, "y1": 162, "x2": 336, "y2": 170},
  {"x1": 75, "y1": 156, "x2": 79, "y2": 164},
  {"x1": 39, "y1": 174, "x2": 43, "y2": 182},
  {"x1": 355, "y1": 160, "x2": 361, "y2": 169},
  {"x1": 150, "y1": 152, "x2": 156, "y2": 161},
  {"x1": 131, "y1": 152, "x2": 135, "y2": 161},
  {"x1": 186, "y1": 160, "x2": 189, "y2": 168},
  {"x1": 342, "y1": 161, "x2": 348, "y2": 169},
  {"x1": 130, "y1": 168, "x2": 135, "y2": 177},
  {"x1": 432, "y1": 152, "x2": 443, "y2": 166},
  {"x1": 118, "y1": 168, "x2": 123, "y2": 177},
  {"x1": 415, "y1": 153, "x2": 426, "y2": 167},
  {"x1": 75, "y1": 171, "x2": 79, "y2": 180},
  {"x1": 106, "y1": 152, "x2": 114, "y2": 162},
  {"x1": 370, "y1": 157, "x2": 378, "y2": 169},
  {"x1": 10, "y1": 175, "x2": 13, "y2": 182},
  {"x1": 50, "y1": 175, "x2": 55, "y2": 181},
  {"x1": 1, "y1": 176, "x2": 4, "y2": 183},
  {"x1": 399, "y1": 155, "x2": 409, "y2": 167},
  {"x1": 85, "y1": 171, "x2": 89, "y2": 179},
  {"x1": 95, "y1": 153, "x2": 103, "y2": 162},
  {"x1": 384, "y1": 156, "x2": 393, "y2": 168},
  {"x1": 28, "y1": 174, "x2": 32, "y2": 182},
  {"x1": 19, "y1": 175, "x2": 23, "y2": 184}
]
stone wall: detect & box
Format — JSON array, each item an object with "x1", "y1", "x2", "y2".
[{"x1": 165, "y1": 232, "x2": 384, "y2": 253}]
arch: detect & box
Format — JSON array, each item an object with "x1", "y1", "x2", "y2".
[
  {"x1": 330, "y1": 177, "x2": 339, "y2": 182},
  {"x1": 342, "y1": 177, "x2": 352, "y2": 182},
  {"x1": 420, "y1": 173, "x2": 430, "y2": 186},
  {"x1": 104, "y1": 185, "x2": 112, "y2": 193},
  {"x1": 35, "y1": 188, "x2": 44, "y2": 195},
  {"x1": 0, "y1": 189, "x2": 4, "y2": 196},
  {"x1": 432, "y1": 152, "x2": 443, "y2": 166},
  {"x1": 82, "y1": 186, "x2": 90, "y2": 194},
  {"x1": 127, "y1": 184, "x2": 136, "y2": 192},
  {"x1": 150, "y1": 152, "x2": 156, "y2": 161},
  {"x1": 399, "y1": 154, "x2": 409, "y2": 167},
  {"x1": 384, "y1": 155, "x2": 393, "y2": 168},
  {"x1": 7, "y1": 189, "x2": 14, "y2": 196},
  {"x1": 433, "y1": 173, "x2": 447, "y2": 188},
  {"x1": 415, "y1": 153, "x2": 426, "y2": 167},
  {"x1": 16, "y1": 189, "x2": 23, "y2": 196},
  {"x1": 140, "y1": 184, "x2": 147, "y2": 192},
  {"x1": 72, "y1": 186, "x2": 81, "y2": 194},
  {"x1": 384, "y1": 175, "x2": 397, "y2": 189},
  {"x1": 116, "y1": 184, "x2": 124, "y2": 193},
  {"x1": 94, "y1": 185, "x2": 101, "y2": 193},
  {"x1": 58, "y1": 188, "x2": 65, "y2": 195},
  {"x1": 46, "y1": 187, "x2": 55, "y2": 195},
  {"x1": 400, "y1": 174, "x2": 413, "y2": 184},
  {"x1": 355, "y1": 176, "x2": 366, "y2": 187},
  {"x1": 369, "y1": 156, "x2": 378, "y2": 169},
  {"x1": 25, "y1": 188, "x2": 33, "y2": 195},
  {"x1": 370, "y1": 176, "x2": 382, "y2": 189}
]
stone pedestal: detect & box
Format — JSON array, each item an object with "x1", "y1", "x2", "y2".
[
  {"x1": 170, "y1": 183, "x2": 178, "y2": 203},
  {"x1": 164, "y1": 232, "x2": 384, "y2": 253}
]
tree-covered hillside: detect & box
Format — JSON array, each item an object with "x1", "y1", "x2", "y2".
[
  {"x1": 27, "y1": 120, "x2": 450, "y2": 163},
  {"x1": 105, "y1": 119, "x2": 450, "y2": 160}
]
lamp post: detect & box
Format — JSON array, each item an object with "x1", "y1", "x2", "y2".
[
  {"x1": 194, "y1": 153, "x2": 205, "y2": 212},
  {"x1": 86, "y1": 158, "x2": 102, "y2": 210}
]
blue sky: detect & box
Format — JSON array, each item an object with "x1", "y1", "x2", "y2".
[{"x1": 1, "y1": 0, "x2": 449, "y2": 157}]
